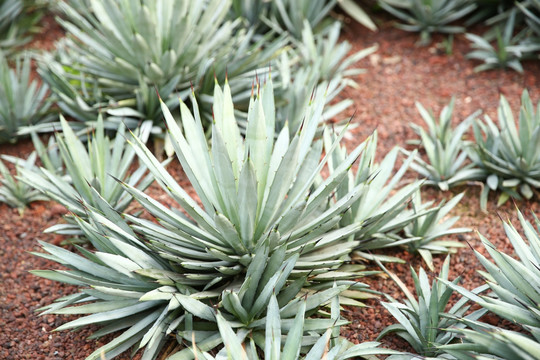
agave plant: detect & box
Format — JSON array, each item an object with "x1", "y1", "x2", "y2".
[
  {"x1": 33, "y1": 80, "x2": 381, "y2": 359},
  {"x1": 18, "y1": 115, "x2": 154, "y2": 238},
  {"x1": 465, "y1": 9, "x2": 537, "y2": 73},
  {"x1": 0, "y1": 0, "x2": 45, "y2": 53},
  {"x1": 378, "y1": 257, "x2": 488, "y2": 359},
  {"x1": 0, "y1": 152, "x2": 47, "y2": 211},
  {"x1": 440, "y1": 318, "x2": 540, "y2": 360},
  {"x1": 273, "y1": 21, "x2": 377, "y2": 134},
  {"x1": 39, "y1": 0, "x2": 282, "y2": 130},
  {"x1": 124, "y1": 79, "x2": 375, "y2": 298},
  {"x1": 378, "y1": 0, "x2": 477, "y2": 45},
  {"x1": 0, "y1": 53, "x2": 53, "y2": 143},
  {"x1": 409, "y1": 98, "x2": 485, "y2": 191},
  {"x1": 188, "y1": 293, "x2": 400, "y2": 360},
  {"x1": 403, "y1": 191, "x2": 468, "y2": 270},
  {"x1": 469, "y1": 90, "x2": 540, "y2": 209},
  {"x1": 444, "y1": 209, "x2": 540, "y2": 333}
]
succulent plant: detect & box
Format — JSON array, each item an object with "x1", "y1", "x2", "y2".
[
  {"x1": 445, "y1": 209, "x2": 540, "y2": 332},
  {"x1": 378, "y1": 257, "x2": 487, "y2": 359},
  {"x1": 34, "y1": 78, "x2": 377, "y2": 359},
  {"x1": 441, "y1": 318, "x2": 540, "y2": 360},
  {"x1": 19, "y1": 115, "x2": 154, "y2": 238},
  {"x1": 39, "y1": 0, "x2": 282, "y2": 130},
  {"x1": 0, "y1": 0, "x2": 45, "y2": 54},
  {"x1": 469, "y1": 90, "x2": 540, "y2": 208},
  {"x1": 409, "y1": 98, "x2": 485, "y2": 191},
  {"x1": 378, "y1": 0, "x2": 477, "y2": 45},
  {"x1": 403, "y1": 191, "x2": 468, "y2": 270},
  {"x1": 0, "y1": 152, "x2": 47, "y2": 211},
  {"x1": 0, "y1": 53, "x2": 53, "y2": 143},
  {"x1": 188, "y1": 292, "x2": 400, "y2": 360},
  {"x1": 466, "y1": 8, "x2": 538, "y2": 73}
]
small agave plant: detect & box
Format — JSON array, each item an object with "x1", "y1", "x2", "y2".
[
  {"x1": 377, "y1": 257, "x2": 487, "y2": 359},
  {"x1": 19, "y1": 115, "x2": 154, "y2": 238},
  {"x1": 469, "y1": 89, "x2": 540, "y2": 209},
  {"x1": 0, "y1": 53, "x2": 53, "y2": 143},
  {"x1": 34, "y1": 79, "x2": 376, "y2": 359},
  {"x1": 378, "y1": 0, "x2": 477, "y2": 45},
  {"x1": 0, "y1": 152, "x2": 47, "y2": 212},
  {"x1": 409, "y1": 98, "x2": 484, "y2": 191}
]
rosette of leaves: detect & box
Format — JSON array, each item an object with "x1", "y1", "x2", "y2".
[
  {"x1": 377, "y1": 257, "x2": 487, "y2": 359},
  {"x1": 469, "y1": 90, "x2": 540, "y2": 209},
  {"x1": 403, "y1": 191, "x2": 468, "y2": 270},
  {"x1": 444, "y1": 209, "x2": 540, "y2": 334},
  {"x1": 378, "y1": 0, "x2": 477, "y2": 45},
  {"x1": 0, "y1": 53, "x2": 53, "y2": 143},
  {"x1": 0, "y1": 152, "x2": 47, "y2": 212},
  {"x1": 0, "y1": 0, "x2": 45, "y2": 54},
  {"x1": 40, "y1": 0, "x2": 282, "y2": 129},
  {"x1": 465, "y1": 9, "x2": 537, "y2": 73},
  {"x1": 409, "y1": 98, "x2": 485, "y2": 191},
  {"x1": 123, "y1": 79, "x2": 374, "y2": 300},
  {"x1": 18, "y1": 115, "x2": 154, "y2": 238}
]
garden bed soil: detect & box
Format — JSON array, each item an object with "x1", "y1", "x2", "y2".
[{"x1": 2, "y1": 12, "x2": 540, "y2": 360}]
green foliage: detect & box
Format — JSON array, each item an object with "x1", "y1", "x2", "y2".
[
  {"x1": 378, "y1": 0, "x2": 477, "y2": 45},
  {"x1": 0, "y1": 0, "x2": 45, "y2": 54},
  {"x1": 19, "y1": 115, "x2": 154, "y2": 237},
  {"x1": 403, "y1": 191, "x2": 468, "y2": 270},
  {"x1": 466, "y1": 9, "x2": 537, "y2": 73},
  {"x1": 441, "y1": 319, "x2": 540, "y2": 360},
  {"x1": 0, "y1": 153, "x2": 46, "y2": 211},
  {"x1": 274, "y1": 21, "x2": 377, "y2": 134},
  {"x1": 470, "y1": 90, "x2": 540, "y2": 208},
  {"x1": 0, "y1": 54, "x2": 53, "y2": 143},
  {"x1": 445, "y1": 209, "x2": 540, "y2": 332},
  {"x1": 231, "y1": 0, "x2": 377, "y2": 35},
  {"x1": 324, "y1": 132, "x2": 466, "y2": 267},
  {"x1": 40, "y1": 0, "x2": 282, "y2": 129},
  {"x1": 188, "y1": 293, "x2": 399, "y2": 360},
  {"x1": 409, "y1": 98, "x2": 484, "y2": 191},
  {"x1": 378, "y1": 257, "x2": 487, "y2": 358}
]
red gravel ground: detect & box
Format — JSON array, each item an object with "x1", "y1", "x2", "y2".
[{"x1": 2, "y1": 10, "x2": 540, "y2": 360}]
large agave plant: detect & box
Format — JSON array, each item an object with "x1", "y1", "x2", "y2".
[
  {"x1": 469, "y1": 90, "x2": 540, "y2": 208},
  {"x1": 40, "y1": 0, "x2": 282, "y2": 129},
  {"x1": 34, "y1": 79, "x2": 378, "y2": 359},
  {"x1": 125, "y1": 79, "x2": 371, "y2": 296},
  {"x1": 0, "y1": 53, "x2": 53, "y2": 143}
]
